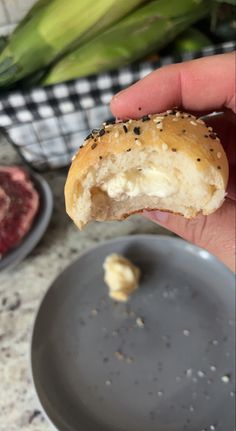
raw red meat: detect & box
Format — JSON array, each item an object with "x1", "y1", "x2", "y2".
[
  {"x1": 0, "y1": 166, "x2": 28, "y2": 182},
  {"x1": 0, "y1": 166, "x2": 39, "y2": 258}
]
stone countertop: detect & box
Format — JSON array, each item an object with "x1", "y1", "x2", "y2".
[{"x1": 0, "y1": 136, "x2": 172, "y2": 431}]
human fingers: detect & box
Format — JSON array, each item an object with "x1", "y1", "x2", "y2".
[
  {"x1": 111, "y1": 53, "x2": 236, "y2": 118},
  {"x1": 144, "y1": 198, "x2": 236, "y2": 272}
]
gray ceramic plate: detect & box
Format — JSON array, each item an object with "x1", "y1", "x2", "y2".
[
  {"x1": 31, "y1": 235, "x2": 235, "y2": 431},
  {"x1": 0, "y1": 172, "x2": 53, "y2": 271}
]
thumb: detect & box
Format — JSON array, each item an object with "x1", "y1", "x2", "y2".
[{"x1": 144, "y1": 199, "x2": 235, "y2": 272}]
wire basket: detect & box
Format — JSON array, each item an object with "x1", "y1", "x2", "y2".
[{"x1": 0, "y1": 41, "x2": 235, "y2": 171}]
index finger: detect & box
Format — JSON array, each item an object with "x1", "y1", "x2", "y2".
[{"x1": 110, "y1": 53, "x2": 236, "y2": 118}]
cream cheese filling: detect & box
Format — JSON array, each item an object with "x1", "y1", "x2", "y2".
[{"x1": 101, "y1": 167, "x2": 177, "y2": 200}]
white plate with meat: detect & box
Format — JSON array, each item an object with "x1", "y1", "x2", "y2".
[{"x1": 0, "y1": 166, "x2": 53, "y2": 271}]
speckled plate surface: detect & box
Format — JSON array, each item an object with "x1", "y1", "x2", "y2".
[
  {"x1": 31, "y1": 235, "x2": 235, "y2": 431},
  {"x1": 0, "y1": 172, "x2": 53, "y2": 271}
]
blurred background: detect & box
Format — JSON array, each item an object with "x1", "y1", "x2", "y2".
[{"x1": 0, "y1": 0, "x2": 235, "y2": 171}]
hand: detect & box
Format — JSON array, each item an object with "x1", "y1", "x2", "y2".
[{"x1": 110, "y1": 53, "x2": 236, "y2": 272}]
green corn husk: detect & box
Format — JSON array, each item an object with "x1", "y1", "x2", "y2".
[
  {"x1": 43, "y1": 0, "x2": 211, "y2": 86},
  {"x1": 0, "y1": 37, "x2": 7, "y2": 54},
  {"x1": 169, "y1": 28, "x2": 212, "y2": 54},
  {"x1": 0, "y1": 0, "x2": 144, "y2": 88}
]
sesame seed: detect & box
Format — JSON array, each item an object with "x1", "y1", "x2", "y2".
[
  {"x1": 99, "y1": 128, "x2": 105, "y2": 136},
  {"x1": 210, "y1": 425, "x2": 216, "y2": 430},
  {"x1": 104, "y1": 119, "x2": 115, "y2": 125},
  {"x1": 197, "y1": 119, "x2": 204, "y2": 124},
  {"x1": 190, "y1": 121, "x2": 197, "y2": 126},
  {"x1": 186, "y1": 369, "x2": 193, "y2": 378},
  {"x1": 128, "y1": 119, "x2": 133, "y2": 124},
  {"x1": 157, "y1": 391, "x2": 163, "y2": 397},
  {"x1": 123, "y1": 125, "x2": 128, "y2": 133},
  {"x1": 166, "y1": 110, "x2": 172, "y2": 114},
  {"x1": 133, "y1": 127, "x2": 141, "y2": 135},
  {"x1": 71, "y1": 155, "x2": 76, "y2": 161},
  {"x1": 142, "y1": 115, "x2": 150, "y2": 122},
  {"x1": 156, "y1": 123, "x2": 163, "y2": 129},
  {"x1": 105, "y1": 380, "x2": 112, "y2": 386},
  {"x1": 183, "y1": 329, "x2": 190, "y2": 336},
  {"x1": 221, "y1": 374, "x2": 231, "y2": 383},
  {"x1": 91, "y1": 308, "x2": 98, "y2": 316},
  {"x1": 153, "y1": 116, "x2": 164, "y2": 123},
  {"x1": 230, "y1": 391, "x2": 235, "y2": 397},
  {"x1": 114, "y1": 131, "x2": 119, "y2": 138},
  {"x1": 212, "y1": 339, "x2": 219, "y2": 346},
  {"x1": 217, "y1": 152, "x2": 222, "y2": 159},
  {"x1": 126, "y1": 357, "x2": 134, "y2": 364},
  {"x1": 172, "y1": 118, "x2": 179, "y2": 122},
  {"x1": 126, "y1": 148, "x2": 131, "y2": 152},
  {"x1": 136, "y1": 317, "x2": 145, "y2": 327},
  {"x1": 91, "y1": 143, "x2": 97, "y2": 150},
  {"x1": 189, "y1": 405, "x2": 195, "y2": 412},
  {"x1": 208, "y1": 126, "x2": 213, "y2": 132},
  {"x1": 162, "y1": 143, "x2": 168, "y2": 151},
  {"x1": 115, "y1": 351, "x2": 124, "y2": 360},
  {"x1": 197, "y1": 371, "x2": 205, "y2": 378},
  {"x1": 210, "y1": 365, "x2": 217, "y2": 372},
  {"x1": 175, "y1": 112, "x2": 181, "y2": 118},
  {"x1": 135, "y1": 139, "x2": 142, "y2": 146},
  {"x1": 209, "y1": 133, "x2": 217, "y2": 140}
]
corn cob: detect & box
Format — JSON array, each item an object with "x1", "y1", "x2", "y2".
[
  {"x1": 43, "y1": 0, "x2": 211, "y2": 85},
  {"x1": 0, "y1": 0, "x2": 144, "y2": 88}
]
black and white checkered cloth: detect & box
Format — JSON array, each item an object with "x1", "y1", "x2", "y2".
[{"x1": 0, "y1": 41, "x2": 235, "y2": 171}]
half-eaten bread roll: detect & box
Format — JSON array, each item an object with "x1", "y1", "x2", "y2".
[{"x1": 65, "y1": 110, "x2": 228, "y2": 229}]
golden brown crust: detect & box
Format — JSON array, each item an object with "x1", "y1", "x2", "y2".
[{"x1": 65, "y1": 110, "x2": 229, "y2": 224}]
